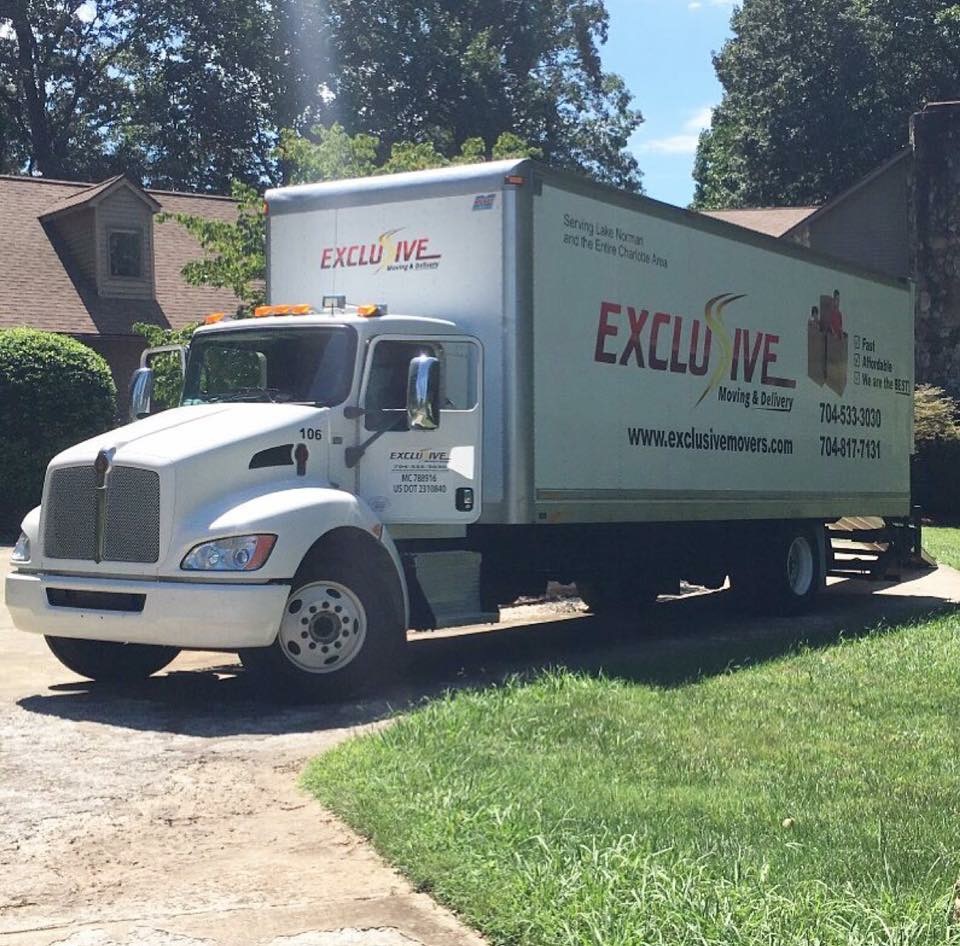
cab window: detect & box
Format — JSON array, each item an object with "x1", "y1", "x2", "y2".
[{"x1": 362, "y1": 338, "x2": 480, "y2": 430}]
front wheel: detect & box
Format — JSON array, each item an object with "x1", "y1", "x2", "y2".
[
  {"x1": 45, "y1": 636, "x2": 180, "y2": 682},
  {"x1": 239, "y1": 553, "x2": 405, "y2": 702}
]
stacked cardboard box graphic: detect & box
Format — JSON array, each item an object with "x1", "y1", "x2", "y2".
[{"x1": 807, "y1": 293, "x2": 848, "y2": 395}]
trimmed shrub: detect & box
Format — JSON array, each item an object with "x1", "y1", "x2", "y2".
[
  {"x1": 912, "y1": 384, "x2": 960, "y2": 518},
  {"x1": 0, "y1": 328, "x2": 116, "y2": 535}
]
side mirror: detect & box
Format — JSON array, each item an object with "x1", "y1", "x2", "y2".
[
  {"x1": 407, "y1": 355, "x2": 440, "y2": 430},
  {"x1": 129, "y1": 367, "x2": 154, "y2": 421}
]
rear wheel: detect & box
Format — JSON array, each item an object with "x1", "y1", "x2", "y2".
[
  {"x1": 44, "y1": 637, "x2": 180, "y2": 682},
  {"x1": 239, "y1": 552, "x2": 405, "y2": 702},
  {"x1": 730, "y1": 523, "x2": 823, "y2": 614}
]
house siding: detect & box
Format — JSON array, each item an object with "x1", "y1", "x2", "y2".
[
  {"x1": 51, "y1": 208, "x2": 97, "y2": 287},
  {"x1": 97, "y1": 189, "x2": 156, "y2": 299},
  {"x1": 790, "y1": 160, "x2": 909, "y2": 278}
]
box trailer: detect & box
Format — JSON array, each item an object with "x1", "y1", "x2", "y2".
[{"x1": 6, "y1": 160, "x2": 914, "y2": 699}]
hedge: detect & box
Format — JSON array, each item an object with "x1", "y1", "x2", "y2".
[{"x1": 0, "y1": 328, "x2": 116, "y2": 535}]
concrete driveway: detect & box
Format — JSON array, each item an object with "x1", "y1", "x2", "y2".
[{"x1": 2, "y1": 547, "x2": 958, "y2": 946}]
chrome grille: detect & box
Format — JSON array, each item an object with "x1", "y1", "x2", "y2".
[
  {"x1": 103, "y1": 467, "x2": 160, "y2": 563},
  {"x1": 43, "y1": 464, "x2": 161, "y2": 564},
  {"x1": 43, "y1": 467, "x2": 97, "y2": 560}
]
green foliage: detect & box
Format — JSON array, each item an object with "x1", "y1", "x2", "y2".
[
  {"x1": 170, "y1": 126, "x2": 540, "y2": 306},
  {"x1": 911, "y1": 385, "x2": 960, "y2": 517},
  {"x1": 0, "y1": 0, "x2": 326, "y2": 188},
  {"x1": 0, "y1": 329, "x2": 116, "y2": 532},
  {"x1": 0, "y1": 1, "x2": 169, "y2": 178},
  {"x1": 157, "y1": 181, "x2": 265, "y2": 312},
  {"x1": 301, "y1": 0, "x2": 642, "y2": 189},
  {"x1": 276, "y1": 124, "x2": 542, "y2": 185},
  {"x1": 2, "y1": 1, "x2": 641, "y2": 192},
  {"x1": 914, "y1": 384, "x2": 960, "y2": 445},
  {"x1": 693, "y1": 0, "x2": 960, "y2": 208},
  {"x1": 132, "y1": 322, "x2": 197, "y2": 411},
  {"x1": 306, "y1": 615, "x2": 960, "y2": 945}
]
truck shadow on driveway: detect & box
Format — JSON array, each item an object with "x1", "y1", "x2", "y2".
[{"x1": 17, "y1": 577, "x2": 956, "y2": 738}]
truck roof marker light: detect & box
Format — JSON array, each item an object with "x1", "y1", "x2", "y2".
[
  {"x1": 505, "y1": 175, "x2": 525, "y2": 186},
  {"x1": 253, "y1": 303, "x2": 314, "y2": 318},
  {"x1": 203, "y1": 312, "x2": 227, "y2": 325},
  {"x1": 357, "y1": 304, "x2": 387, "y2": 318}
]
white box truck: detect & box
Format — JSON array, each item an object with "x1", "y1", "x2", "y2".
[{"x1": 5, "y1": 160, "x2": 914, "y2": 699}]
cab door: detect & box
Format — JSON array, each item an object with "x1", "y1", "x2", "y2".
[{"x1": 354, "y1": 336, "x2": 482, "y2": 524}]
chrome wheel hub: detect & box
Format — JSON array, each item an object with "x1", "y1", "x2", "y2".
[{"x1": 278, "y1": 580, "x2": 367, "y2": 674}]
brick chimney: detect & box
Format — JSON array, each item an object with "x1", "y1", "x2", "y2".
[{"x1": 911, "y1": 101, "x2": 960, "y2": 394}]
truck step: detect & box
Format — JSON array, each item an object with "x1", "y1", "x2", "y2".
[{"x1": 407, "y1": 550, "x2": 499, "y2": 630}]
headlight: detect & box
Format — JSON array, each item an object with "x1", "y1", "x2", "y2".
[
  {"x1": 181, "y1": 534, "x2": 276, "y2": 571},
  {"x1": 11, "y1": 532, "x2": 30, "y2": 564}
]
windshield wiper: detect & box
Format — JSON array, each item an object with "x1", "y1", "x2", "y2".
[{"x1": 207, "y1": 387, "x2": 286, "y2": 403}]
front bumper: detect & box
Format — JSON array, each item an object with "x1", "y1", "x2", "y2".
[{"x1": 5, "y1": 570, "x2": 289, "y2": 649}]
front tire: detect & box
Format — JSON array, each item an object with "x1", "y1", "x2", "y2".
[
  {"x1": 45, "y1": 637, "x2": 180, "y2": 682},
  {"x1": 239, "y1": 552, "x2": 405, "y2": 702}
]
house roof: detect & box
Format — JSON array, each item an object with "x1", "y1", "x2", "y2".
[
  {"x1": 39, "y1": 173, "x2": 162, "y2": 221},
  {"x1": 781, "y1": 149, "x2": 910, "y2": 239},
  {"x1": 0, "y1": 175, "x2": 241, "y2": 336},
  {"x1": 700, "y1": 148, "x2": 911, "y2": 242},
  {"x1": 700, "y1": 206, "x2": 819, "y2": 237}
]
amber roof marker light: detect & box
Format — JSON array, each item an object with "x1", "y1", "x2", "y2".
[{"x1": 253, "y1": 303, "x2": 315, "y2": 318}]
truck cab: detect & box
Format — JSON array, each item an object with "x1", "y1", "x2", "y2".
[{"x1": 6, "y1": 305, "x2": 487, "y2": 700}]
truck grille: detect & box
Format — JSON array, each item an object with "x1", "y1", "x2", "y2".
[{"x1": 43, "y1": 465, "x2": 161, "y2": 564}]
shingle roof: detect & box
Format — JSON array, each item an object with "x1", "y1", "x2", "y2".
[
  {"x1": 700, "y1": 206, "x2": 819, "y2": 238},
  {"x1": 39, "y1": 173, "x2": 162, "y2": 220},
  {"x1": 0, "y1": 175, "x2": 242, "y2": 336}
]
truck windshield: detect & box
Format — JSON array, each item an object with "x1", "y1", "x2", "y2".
[{"x1": 181, "y1": 326, "x2": 357, "y2": 406}]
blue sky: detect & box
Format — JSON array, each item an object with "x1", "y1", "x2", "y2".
[{"x1": 601, "y1": 0, "x2": 734, "y2": 207}]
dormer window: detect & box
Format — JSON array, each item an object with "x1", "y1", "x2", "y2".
[{"x1": 108, "y1": 228, "x2": 143, "y2": 278}]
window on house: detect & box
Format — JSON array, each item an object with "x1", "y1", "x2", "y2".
[{"x1": 108, "y1": 229, "x2": 143, "y2": 278}]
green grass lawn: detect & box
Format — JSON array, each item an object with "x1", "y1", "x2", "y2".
[
  {"x1": 304, "y1": 613, "x2": 960, "y2": 946},
  {"x1": 924, "y1": 526, "x2": 960, "y2": 570}
]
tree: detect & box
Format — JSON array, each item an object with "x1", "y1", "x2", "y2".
[
  {"x1": 119, "y1": 0, "x2": 330, "y2": 192},
  {"x1": 0, "y1": 1, "x2": 166, "y2": 178},
  {"x1": 159, "y1": 180, "x2": 267, "y2": 310},
  {"x1": 692, "y1": 0, "x2": 960, "y2": 209},
  {"x1": 0, "y1": 0, "x2": 326, "y2": 186},
  {"x1": 914, "y1": 384, "x2": 960, "y2": 445},
  {"x1": 315, "y1": 0, "x2": 642, "y2": 189},
  {"x1": 275, "y1": 124, "x2": 541, "y2": 184},
  {"x1": 1, "y1": 1, "x2": 641, "y2": 192}
]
